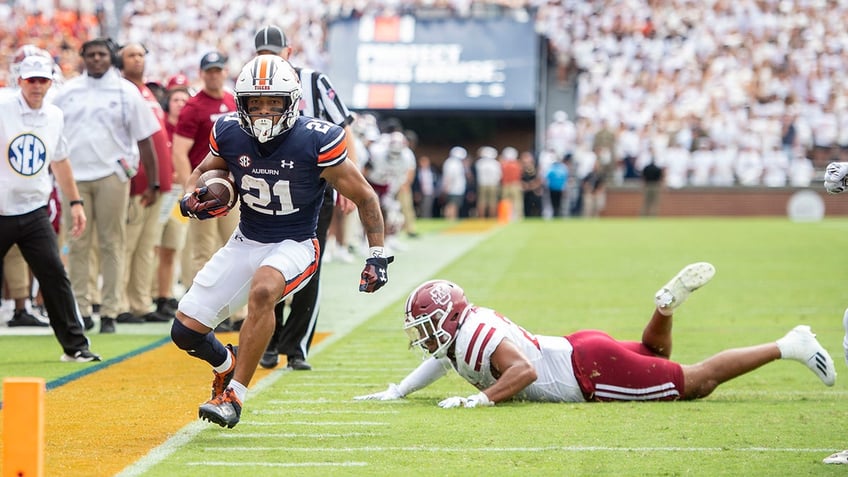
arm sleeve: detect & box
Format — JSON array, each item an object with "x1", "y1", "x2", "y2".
[{"x1": 396, "y1": 357, "x2": 450, "y2": 396}]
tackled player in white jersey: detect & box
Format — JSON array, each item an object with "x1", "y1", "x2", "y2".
[{"x1": 356, "y1": 263, "x2": 834, "y2": 408}]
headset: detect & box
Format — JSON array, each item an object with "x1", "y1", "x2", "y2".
[{"x1": 80, "y1": 38, "x2": 121, "y2": 67}]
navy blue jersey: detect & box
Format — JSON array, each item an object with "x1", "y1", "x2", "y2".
[{"x1": 209, "y1": 114, "x2": 347, "y2": 243}]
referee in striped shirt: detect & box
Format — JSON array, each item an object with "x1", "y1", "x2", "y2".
[{"x1": 254, "y1": 25, "x2": 357, "y2": 370}]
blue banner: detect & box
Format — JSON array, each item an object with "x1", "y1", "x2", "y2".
[{"x1": 327, "y1": 16, "x2": 539, "y2": 112}]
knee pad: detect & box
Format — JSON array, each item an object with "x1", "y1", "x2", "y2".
[
  {"x1": 170, "y1": 319, "x2": 206, "y2": 351},
  {"x1": 170, "y1": 318, "x2": 229, "y2": 365}
]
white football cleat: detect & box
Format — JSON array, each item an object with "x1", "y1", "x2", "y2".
[
  {"x1": 823, "y1": 450, "x2": 848, "y2": 464},
  {"x1": 776, "y1": 325, "x2": 836, "y2": 386},
  {"x1": 654, "y1": 262, "x2": 716, "y2": 314}
]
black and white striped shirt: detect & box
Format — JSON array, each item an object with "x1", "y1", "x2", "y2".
[{"x1": 295, "y1": 66, "x2": 352, "y2": 127}]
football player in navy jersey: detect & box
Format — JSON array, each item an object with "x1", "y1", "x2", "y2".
[
  {"x1": 356, "y1": 263, "x2": 834, "y2": 408},
  {"x1": 173, "y1": 55, "x2": 391, "y2": 428}
]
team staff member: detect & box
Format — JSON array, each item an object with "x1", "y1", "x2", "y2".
[
  {"x1": 356, "y1": 263, "x2": 835, "y2": 406},
  {"x1": 53, "y1": 37, "x2": 161, "y2": 334},
  {"x1": 0, "y1": 55, "x2": 101, "y2": 362},
  {"x1": 174, "y1": 55, "x2": 391, "y2": 428},
  {"x1": 117, "y1": 42, "x2": 174, "y2": 323},
  {"x1": 254, "y1": 25, "x2": 357, "y2": 371},
  {"x1": 172, "y1": 52, "x2": 239, "y2": 309}
]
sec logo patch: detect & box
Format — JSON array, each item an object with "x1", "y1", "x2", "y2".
[{"x1": 8, "y1": 133, "x2": 46, "y2": 176}]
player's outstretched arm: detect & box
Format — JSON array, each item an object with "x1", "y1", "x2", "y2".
[
  {"x1": 354, "y1": 357, "x2": 449, "y2": 401},
  {"x1": 439, "y1": 339, "x2": 537, "y2": 409},
  {"x1": 824, "y1": 162, "x2": 848, "y2": 194}
]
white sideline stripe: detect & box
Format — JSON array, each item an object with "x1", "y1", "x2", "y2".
[
  {"x1": 201, "y1": 445, "x2": 840, "y2": 453},
  {"x1": 241, "y1": 421, "x2": 387, "y2": 426},
  {"x1": 187, "y1": 461, "x2": 367, "y2": 468},
  {"x1": 218, "y1": 432, "x2": 381, "y2": 438},
  {"x1": 253, "y1": 409, "x2": 401, "y2": 415},
  {"x1": 116, "y1": 229, "x2": 492, "y2": 477}
]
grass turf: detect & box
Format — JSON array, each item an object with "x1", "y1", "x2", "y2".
[{"x1": 4, "y1": 217, "x2": 848, "y2": 476}]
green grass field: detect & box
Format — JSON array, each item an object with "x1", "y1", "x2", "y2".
[{"x1": 5, "y1": 218, "x2": 848, "y2": 476}]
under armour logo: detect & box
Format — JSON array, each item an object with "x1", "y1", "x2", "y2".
[
  {"x1": 234, "y1": 233, "x2": 244, "y2": 242},
  {"x1": 280, "y1": 160, "x2": 294, "y2": 169}
]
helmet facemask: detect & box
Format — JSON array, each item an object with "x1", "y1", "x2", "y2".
[
  {"x1": 237, "y1": 94, "x2": 296, "y2": 143},
  {"x1": 403, "y1": 280, "x2": 469, "y2": 359},
  {"x1": 234, "y1": 55, "x2": 301, "y2": 143},
  {"x1": 404, "y1": 303, "x2": 455, "y2": 358}
]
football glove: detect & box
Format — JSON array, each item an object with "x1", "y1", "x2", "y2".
[
  {"x1": 824, "y1": 162, "x2": 848, "y2": 194},
  {"x1": 353, "y1": 383, "x2": 404, "y2": 401},
  {"x1": 438, "y1": 392, "x2": 493, "y2": 409},
  {"x1": 359, "y1": 256, "x2": 394, "y2": 292},
  {"x1": 179, "y1": 187, "x2": 230, "y2": 220}
]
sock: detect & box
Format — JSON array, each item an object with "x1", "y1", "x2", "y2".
[
  {"x1": 229, "y1": 380, "x2": 247, "y2": 402},
  {"x1": 213, "y1": 349, "x2": 233, "y2": 374}
]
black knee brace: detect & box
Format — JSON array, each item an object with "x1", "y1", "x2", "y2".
[{"x1": 170, "y1": 319, "x2": 228, "y2": 366}]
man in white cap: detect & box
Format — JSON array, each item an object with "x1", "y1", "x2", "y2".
[{"x1": 0, "y1": 55, "x2": 101, "y2": 362}]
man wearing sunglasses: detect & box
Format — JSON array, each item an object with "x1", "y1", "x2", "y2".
[{"x1": 0, "y1": 55, "x2": 101, "y2": 362}]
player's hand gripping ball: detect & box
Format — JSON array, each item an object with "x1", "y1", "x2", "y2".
[{"x1": 180, "y1": 169, "x2": 237, "y2": 220}]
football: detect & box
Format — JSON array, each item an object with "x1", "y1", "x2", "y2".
[{"x1": 197, "y1": 169, "x2": 238, "y2": 210}]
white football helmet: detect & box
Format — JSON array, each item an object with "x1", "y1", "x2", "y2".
[
  {"x1": 234, "y1": 55, "x2": 302, "y2": 143},
  {"x1": 403, "y1": 280, "x2": 470, "y2": 358}
]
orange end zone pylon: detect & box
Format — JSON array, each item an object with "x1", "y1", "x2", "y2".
[{"x1": 2, "y1": 378, "x2": 45, "y2": 477}]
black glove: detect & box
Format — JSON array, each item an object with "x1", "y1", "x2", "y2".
[
  {"x1": 359, "y1": 256, "x2": 394, "y2": 292},
  {"x1": 179, "y1": 187, "x2": 230, "y2": 220}
]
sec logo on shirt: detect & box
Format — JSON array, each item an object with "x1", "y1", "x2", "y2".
[{"x1": 8, "y1": 133, "x2": 46, "y2": 176}]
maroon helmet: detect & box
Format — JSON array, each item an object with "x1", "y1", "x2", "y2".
[{"x1": 403, "y1": 280, "x2": 470, "y2": 358}]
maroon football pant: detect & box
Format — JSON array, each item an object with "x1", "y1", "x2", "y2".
[{"x1": 567, "y1": 330, "x2": 685, "y2": 401}]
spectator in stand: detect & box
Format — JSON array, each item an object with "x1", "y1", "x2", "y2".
[
  {"x1": 172, "y1": 51, "x2": 239, "y2": 331},
  {"x1": 53, "y1": 38, "x2": 160, "y2": 334},
  {"x1": 474, "y1": 146, "x2": 502, "y2": 219},
  {"x1": 440, "y1": 146, "x2": 468, "y2": 221},
  {"x1": 116, "y1": 42, "x2": 174, "y2": 324},
  {"x1": 735, "y1": 139, "x2": 764, "y2": 187},
  {"x1": 546, "y1": 110, "x2": 576, "y2": 163},
  {"x1": 640, "y1": 158, "x2": 664, "y2": 217}
]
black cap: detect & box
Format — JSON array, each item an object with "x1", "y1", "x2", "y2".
[
  {"x1": 200, "y1": 51, "x2": 227, "y2": 71},
  {"x1": 254, "y1": 25, "x2": 287, "y2": 54}
]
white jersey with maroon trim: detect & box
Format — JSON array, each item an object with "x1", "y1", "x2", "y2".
[{"x1": 450, "y1": 306, "x2": 586, "y2": 403}]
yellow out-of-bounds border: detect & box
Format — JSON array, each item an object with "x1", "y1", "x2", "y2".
[{"x1": 0, "y1": 331, "x2": 330, "y2": 477}]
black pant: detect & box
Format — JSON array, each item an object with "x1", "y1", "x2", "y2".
[
  {"x1": 267, "y1": 186, "x2": 335, "y2": 360},
  {"x1": 0, "y1": 208, "x2": 90, "y2": 355}
]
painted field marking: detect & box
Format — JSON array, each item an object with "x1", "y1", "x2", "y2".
[{"x1": 200, "y1": 445, "x2": 840, "y2": 453}]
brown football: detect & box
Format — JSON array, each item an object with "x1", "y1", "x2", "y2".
[{"x1": 197, "y1": 169, "x2": 237, "y2": 209}]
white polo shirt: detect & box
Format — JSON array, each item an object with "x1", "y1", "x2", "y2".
[
  {"x1": 52, "y1": 68, "x2": 160, "y2": 181},
  {"x1": 0, "y1": 92, "x2": 69, "y2": 215}
]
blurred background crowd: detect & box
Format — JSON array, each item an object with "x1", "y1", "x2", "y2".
[{"x1": 1, "y1": 0, "x2": 844, "y2": 222}]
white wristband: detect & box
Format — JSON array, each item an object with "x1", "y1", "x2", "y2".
[{"x1": 369, "y1": 246, "x2": 385, "y2": 258}]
